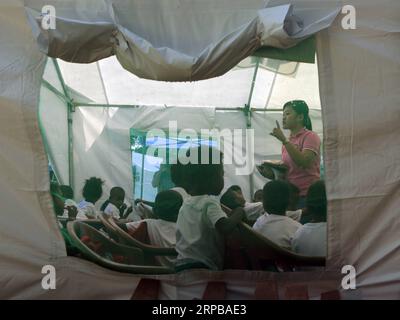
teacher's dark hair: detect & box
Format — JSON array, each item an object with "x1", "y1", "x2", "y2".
[{"x1": 283, "y1": 100, "x2": 312, "y2": 131}]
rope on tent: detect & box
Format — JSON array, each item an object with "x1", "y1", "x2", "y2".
[{"x1": 243, "y1": 56, "x2": 261, "y2": 199}]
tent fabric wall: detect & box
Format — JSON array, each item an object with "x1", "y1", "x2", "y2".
[
  {"x1": 25, "y1": 0, "x2": 339, "y2": 81},
  {"x1": 58, "y1": 55, "x2": 323, "y2": 109},
  {"x1": 0, "y1": 0, "x2": 400, "y2": 299},
  {"x1": 71, "y1": 106, "x2": 216, "y2": 206},
  {"x1": 0, "y1": 1, "x2": 67, "y2": 293},
  {"x1": 316, "y1": 2, "x2": 400, "y2": 298},
  {"x1": 43, "y1": 102, "x2": 322, "y2": 209},
  {"x1": 39, "y1": 85, "x2": 69, "y2": 185}
]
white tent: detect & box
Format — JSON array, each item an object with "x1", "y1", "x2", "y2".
[
  {"x1": 40, "y1": 55, "x2": 324, "y2": 205},
  {"x1": 0, "y1": 0, "x2": 399, "y2": 299}
]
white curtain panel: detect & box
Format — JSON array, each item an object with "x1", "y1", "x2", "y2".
[{"x1": 25, "y1": 0, "x2": 339, "y2": 81}]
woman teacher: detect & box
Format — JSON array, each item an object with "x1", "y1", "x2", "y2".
[{"x1": 269, "y1": 100, "x2": 321, "y2": 208}]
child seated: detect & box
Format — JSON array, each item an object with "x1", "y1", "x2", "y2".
[
  {"x1": 253, "y1": 180, "x2": 301, "y2": 250},
  {"x1": 286, "y1": 182, "x2": 303, "y2": 222},
  {"x1": 175, "y1": 146, "x2": 245, "y2": 272},
  {"x1": 126, "y1": 190, "x2": 183, "y2": 266},
  {"x1": 220, "y1": 185, "x2": 263, "y2": 224},
  {"x1": 50, "y1": 183, "x2": 79, "y2": 255},
  {"x1": 77, "y1": 177, "x2": 104, "y2": 219},
  {"x1": 134, "y1": 160, "x2": 190, "y2": 210},
  {"x1": 101, "y1": 186, "x2": 132, "y2": 220},
  {"x1": 220, "y1": 185, "x2": 246, "y2": 210},
  {"x1": 291, "y1": 180, "x2": 327, "y2": 256},
  {"x1": 60, "y1": 185, "x2": 74, "y2": 201},
  {"x1": 50, "y1": 183, "x2": 66, "y2": 218},
  {"x1": 253, "y1": 189, "x2": 263, "y2": 202},
  {"x1": 50, "y1": 183, "x2": 78, "y2": 220},
  {"x1": 60, "y1": 185, "x2": 78, "y2": 211},
  {"x1": 170, "y1": 161, "x2": 190, "y2": 200}
]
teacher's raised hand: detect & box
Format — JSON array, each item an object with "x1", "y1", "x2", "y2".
[{"x1": 270, "y1": 120, "x2": 287, "y2": 143}]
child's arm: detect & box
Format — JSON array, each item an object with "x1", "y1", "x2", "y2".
[
  {"x1": 215, "y1": 207, "x2": 245, "y2": 235},
  {"x1": 134, "y1": 199, "x2": 155, "y2": 207},
  {"x1": 121, "y1": 206, "x2": 133, "y2": 219}
]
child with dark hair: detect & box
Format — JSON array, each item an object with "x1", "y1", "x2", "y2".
[
  {"x1": 77, "y1": 177, "x2": 104, "y2": 219},
  {"x1": 126, "y1": 190, "x2": 183, "y2": 266},
  {"x1": 291, "y1": 180, "x2": 327, "y2": 256},
  {"x1": 153, "y1": 190, "x2": 183, "y2": 222},
  {"x1": 51, "y1": 183, "x2": 78, "y2": 220},
  {"x1": 133, "y1": 158, "x2": 190, "y2": 213},
  {"x1": 50, "y1": 183, "x2": 65, "y2": 217},
  {"x1": 253, "y1": 189, "x2": 263, "y2": 202},
  {"x1": 170, "y1": 160, "x2": 190, "y2": 200},
  {"x1": 59, "y1": 184, "x2": 78, "y2": 211},
  {"x1": 286, "y1": 182, "x2": 303, "y2": 222},
  {"x1": 60, "y1": 185, "x2": 74, "y2": 200},
  {"x1": 101, "y1": 186, "x2": 132, "y2": 219},
  {"x1": 220, "y1": 185, "x2": 264, "y2": 224},
  {"x1": 175, "y1": 146, "x2": 245, "y2": 271},
  {"x1": 220, "y1": 186, "x2": 246, "y2": 210},
  {"x1": 253, "y1": 180, "x2": 301, "y2": 249},
  {"x1": 50, "y1": 183, "x2": 79, "y2": 255}
]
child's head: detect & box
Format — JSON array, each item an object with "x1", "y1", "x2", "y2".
[
  {"x1": 262, "y1": 180, "x2": 290, "y2": 215},
  {"x1": 153, "y1": 190, "x2": 183, "y2": 223},
  {"x1": 109, "y1": 186, "x2": 125, "y2": 208},
  {"x1": 287, "y1": 182, "x2": 300, "y2": 211},
  {"x1": 253, "y1": 189, "x2": 263, "y2": 202},
  {"x1": 220, "y1": 185, "x2": 245, "y2": 209},
  {"x1": 50, "y1": 182, "x2": 64, "y2": 216},
  {"x1": 171, "y1": 161, "x2": 187, "y2": 190},
  {"x1": 306, "y1": 180, "x2": 327, "y2": 222},
  {"x1": 82, "y1": 177, "x2": 104, "y2": 204},
  {"x1": 60, "y1": 185, "x2": 74, "y2": 200},
  {"x1": 185, "y1": 146, "x2": 224, "y2": 196}
]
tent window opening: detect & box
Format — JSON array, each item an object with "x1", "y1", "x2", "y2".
[{"x1": 130, "y1": 129, "x2": 217, "y2": 202}]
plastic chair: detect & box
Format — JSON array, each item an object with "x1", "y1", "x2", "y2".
[
  {"x1": 67, "y1": 220, "x2": 174, "y2": 274},
  {"x1": 230, "y1": 222, "x2": 325, "y2": 271},
  {"x1": 99, "y1": 213, "x2": 177, "y2": 265}
]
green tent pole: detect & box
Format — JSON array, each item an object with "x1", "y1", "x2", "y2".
[
  {"x1": 52, "y1": 58, "x2": 75, "y2": 188},
  {"x1": 244, "y1": 57, "x2": 260, "y2": 199}
]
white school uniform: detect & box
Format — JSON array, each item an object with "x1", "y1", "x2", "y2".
[
  {"x1": 60, "y1": 199, "x2": 78, "y2": 218},
  {"x1": 286, "y1": 209, "x2": 303, "y2": 222},
  {"x1": 103, "y1": 202, "x2": 121, "y2": 219},
  {"x1": 253, "y1": 213, "x2": 302, "y2": 250},
  {"x1": 243, "y1": 202, "x2": 265, "y2": 221},
  {"x1": 175, "y1": 195, "x2": 227, "y2": 270},
  {"x1": 77, "y1": 200, "x2": 98, "y2": 219},
  {"x1": 171, "y1": 187, "x2": 190, "y2": 201},
  {"x1": 126, "y1": 219, "x2": 177, "y2": 266},
  {"x1": 291, "y1": 222, "x2": 327, "y2": 257}
]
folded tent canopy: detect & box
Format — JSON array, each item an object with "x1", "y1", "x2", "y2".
[{"x1": 0, "y1": 0, "x2": 399, "y2": 299}]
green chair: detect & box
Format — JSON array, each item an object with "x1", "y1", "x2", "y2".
[
  {"x1": 67, "y1": 220, "x2": 174, "y2": 274},
  {"x1": 229, "y1": 222, "x2": 325, "y2": 271},
  {"x1": 98, "y1": 213, "x2": 177, "y2": 266}
]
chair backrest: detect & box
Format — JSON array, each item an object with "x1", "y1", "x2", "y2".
[
  {"x1": 67, "y1": 220, "x2": 174, "y2": 274},
  {"x1": 98, "y1": 213, "x2": 122, "y2": 242},
  {"x1": 235, "y1": 222, "x2": 325, "y2": 270},
  {"x1": 100, "y1": 213, "x2": 177, "y2": 257},
  {"x1": 221, "y1": 203, "x2": 324, "y2": 271}
]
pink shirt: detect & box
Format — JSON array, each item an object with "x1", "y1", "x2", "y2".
[{"x1": 282, "y1": 128, "x2": 321, "y2": 196}]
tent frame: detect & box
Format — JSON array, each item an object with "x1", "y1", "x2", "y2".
[{"x1": 42, "y1": 57, "x2": 293, "y2": 199}]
